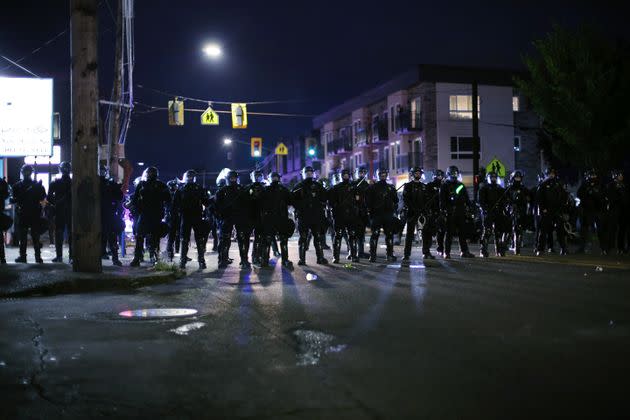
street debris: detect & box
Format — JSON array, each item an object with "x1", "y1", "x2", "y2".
[
  {"x1": 291, "y1": 329, "x2": 346, "y2": 366},
  {"x1": 306, "y1": 273, "x2": 318, "y2": 281},
  {"x1": 169, "y1": 322, "x2": 206, "y2": 336},
  {"x1": 595, "y1": 266, "x2": 604, "y2": 272}
]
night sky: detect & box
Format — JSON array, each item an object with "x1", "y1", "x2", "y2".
[{"x1": 0, "y1": 1, "x2": 624, "y2": 181}]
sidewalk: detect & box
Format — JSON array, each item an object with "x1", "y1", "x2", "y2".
[{"x1": 0, "y1": 245, "x2": 184, "y2": 298}]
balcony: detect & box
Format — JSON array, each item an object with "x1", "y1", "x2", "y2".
[
  {"x1": 371, "y1": 120, "x2": 389, "y2": 144},
  {"x1": 327, "y1": 136, "x2": 353, "y2": 156},
  {"x1": 395, "y1": 109, "x2": 423, "y2": 134},
  {"x1": 355, "y1": 128, "x2": 369, "y2": 148}
]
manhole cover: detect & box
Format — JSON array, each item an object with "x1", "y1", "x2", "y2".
[{"x1": 118, "y1": 308, "x2": 198, "y2": 319}]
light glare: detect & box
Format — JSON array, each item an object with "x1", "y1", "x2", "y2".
[{"x1": 203, "y1": 43, "x2": 222, "y2": 58}]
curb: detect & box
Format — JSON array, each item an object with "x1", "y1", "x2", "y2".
[{"x1": 0, "y1": 270, "x2": 185, "y2": 298}]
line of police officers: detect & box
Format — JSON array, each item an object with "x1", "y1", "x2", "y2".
[{"x1": 1, "y1": 162, "x2": 628, "y2": 267}]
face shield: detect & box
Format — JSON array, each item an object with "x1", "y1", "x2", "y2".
[{"x1": 183, "y1": 171, "x2": 196, "y2": 184}]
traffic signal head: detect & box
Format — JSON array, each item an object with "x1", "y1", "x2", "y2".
[{"x1": 251, "y1": 137, "x2": 262, "y2": 158}]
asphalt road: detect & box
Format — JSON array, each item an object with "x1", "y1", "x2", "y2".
[{"x1": 1, "y1": 239, "x2": 630, "y2": 419}]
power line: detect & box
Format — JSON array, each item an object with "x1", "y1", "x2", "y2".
[
  {"x1": 132, "y1": 101, "x2": 314, "y2": 118},
  {"x1": 0, "y1": 54, "x2": 40, "y2": 77},
  {"x1": 135, "y1": 84, "x2": 307, "y2": 106},
  {"x1": 0, "y1": 29, "x2": 68, "y2": 72}
]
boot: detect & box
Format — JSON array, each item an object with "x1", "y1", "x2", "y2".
[
  {"x1": 0, "y1": 242, "x2": 5, "y2": 265},
  {"x1": 385, "y1": 236, "x2": 397, "y2": 262},
  {"x1": 298, "y1": 238, "x2": 307, "y2": 265},
  {"x1": 369, "y1": 236, "x2": 378, "y2": 263},
  {"x1": 238, "y1": 240, "x2": 251, "y2": 269},
  {"x1": 34, "y1": 245, "x2": 43, "y2": 264},
  {"x1": 332, "y1": 234, "x2": 341, "y2": 264},
  {"x1": 358, "y1": 237, "x2": 370, "y2": 259},
  {"x1": 280, "y1": 241, "x2": 293, "y2": 269},
  {"x1": 349, "y1": 236, "x2": 359, "y2": 263},
  {"x1": 261, "y1": 243, "x2": 271, "y2": 267},
  {"x1": 198, "y1": 257, "x2": 207, "y2": 269},
  {"x1": 314, "y1": 234, "x2": 328, "y2": 265}
]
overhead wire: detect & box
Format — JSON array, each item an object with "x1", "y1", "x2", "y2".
[{"x1": 132, "y1": 101, "x2": 314, "y2": 118}]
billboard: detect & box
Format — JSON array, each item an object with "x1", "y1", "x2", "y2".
[{"x1": 0, "y1": 77, "x2": 53, "y2": 157}]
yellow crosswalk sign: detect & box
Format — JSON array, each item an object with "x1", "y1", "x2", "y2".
[
  {"x1": 275, "y1": 142, "x2": 288, "y2": 155},
  {"x1": 201, "y1": 107, "x2": 219, "y2": 126}
]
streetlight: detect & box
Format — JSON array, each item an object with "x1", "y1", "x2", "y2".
[
  {"x1": 203, "y1": 43, "x2": 222, "y2": 59},
  {"x1": 223, "y1": 137, "x2": 232, "y2": 164},
  {"x1": 223, "y1": 138, "x2": 232, "y2": 146},
  {"x1": 137, "y1": 162, "x2": 145, "y2": 166}
]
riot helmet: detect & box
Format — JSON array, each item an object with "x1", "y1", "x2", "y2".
[
  {"x1": 167, "y1": 179, "x2": 179, "y2": 191},
  {"x1": 183, "y1": 170, "x2": 197, "y2": 184},
  {"x1": 544, "y1": 167, "x2": 556, "y2": 179},
  {"x1": 250, "y1": 169, "x2": 264, "y2": 183},
  {"x1": 509, "y1": 170, "x2": 523, "y2": 185},
  {"x1": 486, "y1": 171, "x2": 498, "y2": 185},
  {"x1": 446, "y1": 166, "x2": 460, "y2": 181},
  {"x1": 377, "y1": 167, "x2": 389, "y2": 182},
  {"x1": 410, "y1": 166, "x2": 424, "y2": 181},
  {"x1": 268, "y1": 172, "x2": 281, "y2": 184},
  {"x1": 59, "y1": 161, "x2": 71, "y2": 176},
  {"x1": 145, "y1": 166, "x2": 158, "y2": 181},
  {"x1": 433, "y1": 169, "x2": 445, "y2": 181},
  {"x1": 301, "y1": 166, "x2": 314, "y2": 180},
  {"x1": 355, "y1": 165, "x2": 368, "y2": 180},
  {"x1": 20, "y1": 164, "x2": 33, "y2": 181}
]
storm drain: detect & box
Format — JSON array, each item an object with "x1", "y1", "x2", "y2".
[
  {"x1": 118, "y1": 308, "x2": 198, "y2": 319},
  {"x1": 291, "y1": 329, "x2": 347, "y2": 366}
]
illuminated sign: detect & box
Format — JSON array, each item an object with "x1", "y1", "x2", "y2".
[
  {"x1": 24, "y1": 145, "x2": 61, "y2": 165},
  {"x1": 0, "y1": 77, "x2": 53, "y2": 157}
]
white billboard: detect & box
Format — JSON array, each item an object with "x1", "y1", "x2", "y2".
[{"x1": 0, "y1": 77, "x2": 53, "y2": 157}]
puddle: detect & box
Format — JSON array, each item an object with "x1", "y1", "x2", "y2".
[
  {"x1": 290, "y1": 328, "x2": 347, "y2": 366},
  {"x1": 118, "y1": 308, "x2": 198, "y2": 319},
  {"x1": 169, "y1": 322, "x2": 206, "y2": 336}
]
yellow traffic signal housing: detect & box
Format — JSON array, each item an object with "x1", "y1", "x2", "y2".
[
  {"x1": 231, "y1": 103, "x2": 248, "y2": 129},
  {"x1": 251, "y1": 137, "x2": 262, "y2": 157},
  {"x1": 168, "y1": 98, "x2": 184, "y2": 126}
]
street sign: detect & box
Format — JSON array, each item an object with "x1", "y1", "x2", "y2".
[
  {"x1": 200, "y1": 107, "x2": 219, "y2": 125},
  {"x1": 485, "y1": 157, "x2": 506, "y2": 178},
  {"x1": 275, "y1": 142, "x2": 288, "y2": 155},
  {"x1": 231, "y1": 103, "x2": 248, "y2": 129}
]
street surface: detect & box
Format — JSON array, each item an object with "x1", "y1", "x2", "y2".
[{"x1": 1, "y1": 238, "x2": 630, "y2": 419}]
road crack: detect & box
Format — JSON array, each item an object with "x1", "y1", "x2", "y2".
[{"x1": 26, "y1": 318, "x2": 65, "y2": 410}]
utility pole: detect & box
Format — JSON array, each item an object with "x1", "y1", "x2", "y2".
[
  {"x1": 108, "y1": 0, "x2": 124, "y2": 182},
  {"x1": 71, "y1": 0, "x2": 102, "y2": 273},
  {"x1": 472, "y1": 80, "x2": 480, "y2": 202}
]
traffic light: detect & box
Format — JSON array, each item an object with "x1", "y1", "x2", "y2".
[
  {"x1": 168, "y1": 98, "x2": 184, "y2": 126},
  {"x1": 305, "y1": 137, "x2": 317, "y2": 158},
  {"x1": 251, "y1": 137, "x2": 262, "y2": 158},
  {"x1": 231, "y1": 103, "x2": 248, "y2": 129}
]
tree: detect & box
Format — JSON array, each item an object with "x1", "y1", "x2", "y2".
[{"x1": 516, "y1": 25, "x2": 630, "y2": 171}]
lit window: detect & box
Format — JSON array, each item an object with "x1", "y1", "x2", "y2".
[
  {"x1": 449, "y1": 95, "x2": 480, "y2": 119},
  {"x1": 450, "y1": 136, "x2": 477, "y2": 159},
  {"x1": 512, "y1": 96, "x2": 520, "y2": 112}
]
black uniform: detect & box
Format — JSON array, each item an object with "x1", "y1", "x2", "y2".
[
  {"x1": 11, "y1": 178, "x2": 47, "y2": 262},
  {"x1": 173, "y1": 182, "x2": 210, "y2": 267},
  {"x1": 260, "y1": 180, "x2": 294, "y2": 267},
  {"x1": 204, "y1": 191, "x2": 219, "y2": 252},
  {"x1": 101, "y1": 176, "x2": 124, "y2": 264},
  {"x1": 478, "y1": 182, "x2": 508, "y2": 256},
  {"x1": 216, "y1": 183, "x2": 253, "y2": 267},
  {"x1": 426, "y1": 179, "x2": 444, "y2": 254},
  {"x1": 535, "y1": 177, "x2": 568, "y2": 255},
  {"x1": 47, "y1": 174, "x2": 72, "y2": 260},
  {"x1": 351, "y1": 177, "x2": 370, "y2": 258},
  {"x1": 402, "y1": 180, "x2": 433, "y2": 258},
  {"x1": 439, "y1": 180, "x2": 472, "y2": 257},
  {"x1": 605, "y1": 178, "x2": 629, "y2": 253},
  {"x1": 292, "y1": 178, "x2": 328, "y2": 265},
  {"x1": 247, "y1": 181, "x2": 266, "y2": 264},
  {"x1": 577, "y1": 179, "x2": 606, "y2": 253},
  {"x1": 129, "y1": 179, "x2": 171, "y2": 264},
  {"x1": 166, "y1": 186, "x2": 181, "y2": 261},
  {"x1": 328, "y1": 179, "x2": 360, "y2": 262},
  {"x1": 367, "y1": 180, "x2": 399, "y2": 261},
  {"x1": 0, "y1": 178, "x2": 10, "y2": 264},
  {"x1": 505, "y1": 182, "x2": 530, "y2": 255}
]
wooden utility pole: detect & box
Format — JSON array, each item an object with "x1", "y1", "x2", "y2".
[
  {"x1": 472, "y1": 80, "x2": 480, "y2": 202},
  {"x1": 71, "y1": 0, "x2": 102, "y2": 272},
  {"x1": 108, "y1": 0, "x2": 124, "y2": 182}
]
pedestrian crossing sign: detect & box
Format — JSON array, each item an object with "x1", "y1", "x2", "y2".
[
  {"x1": 201, "y1": 107, "x2": 219, "y2": 125},
  {"x1": 486, "y1": 157, "x2": 506, "y2": 178},
  {"x1": 275, "y1": 142, "x2": 288, "y2": 155}
]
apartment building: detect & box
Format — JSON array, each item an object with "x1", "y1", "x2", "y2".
[{"x1": 313, "y1": 64, "x2": 542, "y2": 187}]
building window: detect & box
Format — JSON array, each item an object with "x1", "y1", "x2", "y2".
[
  {"x1": 450, "y1": 136, "x2": 478, "y2": 159},
  {"x1": 383, "y1": 146, "x2": 390, "y2": 169},
  {"x1": 449, "y1": 95, "x2": 480, "y2": 120},
  {"x1": 353, "y1": 120, "x2": 361, "y2": 142},
  {"x1": 390, "y1": 106, "x2": 394, "y2": 132},
  {"x1": 512, "y1": 96, "x2": 520, "y2": 112},
  {"x1": 514, "y1": 136, "x2": 521, "y2": 152},
  {"x1": 411, "y1": 97, "x2": 422, "y2": 128}
]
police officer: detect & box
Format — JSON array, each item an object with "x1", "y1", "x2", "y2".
[
  {"x1": 292, "y1": 166, "x2": 328, "y2": 265},
  {"x1": 260, "y1": 172, "x2": 294, "y2": 268},
  {"x1": 367, "y1": 168, "x2": 399, "y2": 262},
  {"x1": 478, "y1": 171, "x2": 507, "y2": 257},
  {"x1": 505, "y1": 170, "x2": 530, "y2": 255},
  {"x1": 11, "y1": 164, "x2": 47, "y2": 263},
  {"x1": 0, "y1": 177, "x2": 10, "y2": 264},
  {"x1": 426, "y1": 169, "x2": 445, "y2": 256},
  {"x1": 352, "y1": 166, "x2": 371, "y2": 259},
  {"x1": 165, "y1": 179, "x2": 181, "y2": 262},
  {"x1": 535, "y1": 167, "x2": 568, "y2": 256},
  {"x1": 248, "y1": 169, "x2": 266, "y2": 265},
  {"x1": 173, "y1": 170, "x2": 210, "y2": 269},
  {"x1": 47, "y1": 161, "x2": 72, "y2": 262},
  {"x1": 129, "y1": 166, "x2": 171, "y2": 266},
  {"x1": 605, "y1": 169, "x2": 628, "y2": 254},
  {"x1": 577, "y1": 170, "x2": 606, "y2": 254},
  {"x1": 216, "y1": 171, "x2": 253, "y2": 269},
  {"x1": 439, "y1": 166, "x2": 475, "y2": 259},
  {"x1": 328, "y1": 168, "x2": 360, "y2": 263},
  {"x1": 100, "y1": 165, "x2": 124, "y2": 266},
  {"x1": 402, "y1": 167, "x2": 434, "y2": 260}
]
